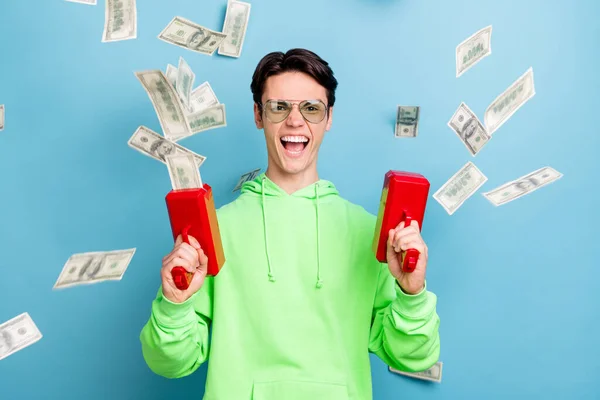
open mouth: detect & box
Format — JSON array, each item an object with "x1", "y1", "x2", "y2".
[{"x1": 280, "y1": 135, "x2": 309, "y2": 157}]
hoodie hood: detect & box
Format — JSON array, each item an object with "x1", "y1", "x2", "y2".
[
  {"x1": 240, "y1": 173, "x2": 339, "y2": 288},
  {"x1": 240, "y1": 172, "x2": 339, "y2": 199}
]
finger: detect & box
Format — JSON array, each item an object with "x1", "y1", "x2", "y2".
[
  {"x1": 394, "y1": 230, "x2": 420, "y2": 252},
  {"x1": 178, "y1": 243, "x2": 199, "y2": 261},
  {"x1": 164, "y1": 245, "x2": 197, "y2": 266},
  {"x1": 395, "y1": 224, "x2": 420, "y2": 240},
  {"x1": 394, "y1": 221, "x2": 405, "y2": 231},
  {"x1": 410, "y1": 220, "x2": 420, "y2": 231},
  {"x1": 174, "y1": 234, "x2": 183, "y2": 246},
  {"x1": 163, "y1": 257, "x2": 195, "y2": 274},
  {"x1": 187, "y1": 267, "x2": 207, "y2": 293},
  {"x1": 187, "y1": 235, "x2": 201, "y2": 250},
  {"x1": 163, "y1": 255, "x2": 198, "y2": 275},
  {"x1": 197, "y1": 248, "x2": 208, "y2": 268},
  {"x1": 387, "y1": 228, "x2": 396, "y2": 248},
  {"x1": 392, "y1": 229, "x2": 403, "y2": 252},
  {"x1": 400, "y1": 240, "x2": 426, "y2": 254},
  {"x1": 398, "y1": 233, "x2": 422, "y2": 249},
  {"x1": 163, "y1": 247, "x2": 199, "y2": 269}
]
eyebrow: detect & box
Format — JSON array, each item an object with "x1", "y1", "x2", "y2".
[{"x1": 266, "y1": 98, "x2": 326, "y2": 103}]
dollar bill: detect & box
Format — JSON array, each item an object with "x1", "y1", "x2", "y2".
[
  {"x1": 66, "y1": 0, "x2": 97, "y2": 4},
  {"x1": 447, "y1": 102, "x2": 491, "y2": 156},
  {"x1": 128, "y1": 126, "x2": 206, "y2": 167},
  {"x1": 395, "y1": 106, "x2": 419, "y2": 138},
  {"x1": 182, "y1": 103, "x2": 227, "y2": 139},
  {"x1": 158, "y1": 16, "x2": 227, "y2": 56},
  {"x1": 102, "y1": 0, "x2": 137, "y2": 42},
  {"x1": 0, "y1": 312, "x2": 43, "y2": 361},
  {"x1": 53, "y1": 248, "x2": 137, "y2": 290},
  {"x1": 233, "y1": 168, "x2": 261, "y2": 192},
  {"x1": 482, "y1": 166, "x2": 563, "y2": 206},
  {"x1": 190, "y1": 82, "x2": 220, "y2": 113},
  {"x1": 434, "y1": 161, "x2": 488, "y2": 215},
  {"x1": 484, "y1": 67, "x2": 535, "y2": 134},
  {"x1": 166, "y1": 64, "x2": 178, "y2": 89},
  {"x1": 134, "y1": 70, "x2": 190, "y2": 141},
  {"x1": 389, "y1": 362, "x2": 443, "y2": 383},
  {"x1": 176, "y1": 57, "x2": 195, "y2": 112},
  {"x1": 218, "y1": 0, "x2": 251, "y2": 58},
  {"x1": 0, "y1": 104, "x2": 4, "y2": 131},
  {"x1": 166, "y1": 154, "x2": 203, "y2": 190},
  {"x1": 456, "y1": 25, "x2": 492, "y2": 77}
]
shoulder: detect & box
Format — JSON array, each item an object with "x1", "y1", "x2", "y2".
[
  {"x1": 332, "y1": 195, "x2": 377, "y2": 231},
  {"x1": 216, "y1": 192, "x2": 259, "y2": 221}
]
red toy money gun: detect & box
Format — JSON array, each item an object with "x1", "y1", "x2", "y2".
[
  {"x1": 372, "y1": 170, "x2": 430, "y2": 273},
  {"x1": 165, "y1": 184, "x2": 225, "y2": 290}
]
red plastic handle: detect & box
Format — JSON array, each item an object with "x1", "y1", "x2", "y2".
[
  {"x1": 401, "y1": 214, "x2": 419, "y2": 273},
  {"x1": 171, "y1": 225, "x2": 194, "y2": 290}
]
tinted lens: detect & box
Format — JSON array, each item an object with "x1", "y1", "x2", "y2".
[
  {"x1": 300, "y1": 100, "x2": 327, "y2": 123},
  {"x1": 263, "y1": 100, "x2": 327, "y2": 123},
  {"x1": 264, "y1": 100, "x2": 292, "y2": 123}
]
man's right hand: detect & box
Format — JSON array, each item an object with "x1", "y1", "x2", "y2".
[{"x1": 161, "y1": 234, "x2": 208, "y2": 304}]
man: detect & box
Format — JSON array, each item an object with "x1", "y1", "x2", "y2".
[
  {"x1": 140, "y1": 48, "x2": 440, "y2": 399},
  {"x1": 187, "y1": 28, "x2": 218, "y2": 52}
]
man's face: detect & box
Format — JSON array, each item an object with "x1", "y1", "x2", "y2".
[
  {"x1": 254, "y1": 71, "x2": 333, "y2": 176},
  {"x1": 0, "y1": 331, "x2": 11, "y2": 355},
  {"x1": 516, "y1": 178, "x2": 537, "y2": 191},
  {"x1": 463, "y1": 118, "x2": 477, "y2": 139},
  {"x1": 156, "y1": 141, "x2": 174, "y2": 160},
  {"x1": 189, "y1": 30, "x2": 206, "y2": 48}
]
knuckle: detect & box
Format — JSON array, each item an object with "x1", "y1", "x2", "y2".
[
  {"x1": 168, "y1": 257, "x2": 184, "y2": 266},
  {"x1": 180, "y1": 257, "x2": 192, "y2": 266}
]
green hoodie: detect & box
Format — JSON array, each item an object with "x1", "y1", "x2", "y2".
[{"x1": 140, "y1": 173, "x2": 440, "y2": 399}]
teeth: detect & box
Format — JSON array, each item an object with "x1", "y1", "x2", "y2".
[{"x1": 281, "y1": 136, "x2": 308, "y2": 143}]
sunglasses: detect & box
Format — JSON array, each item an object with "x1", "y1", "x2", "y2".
[{"x1": 260, "y1": 99, "x2": 328, "y2": 124}]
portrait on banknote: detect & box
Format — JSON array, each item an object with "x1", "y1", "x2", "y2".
[
  {"x1": 148, "y1": 137, "x2": 176, "y2": 162},
  {"x1": 0, "y1": 329, "x2": 14, "y2": 359},
  {"x1": 188, "y1": 29, "x2": 217, "y2": 51}
]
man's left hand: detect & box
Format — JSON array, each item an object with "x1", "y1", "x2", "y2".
[{"x1": 386, "y1": 220, "x2": 428, "y2": 295}]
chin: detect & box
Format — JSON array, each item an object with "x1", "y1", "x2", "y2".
[{"x1": 275, "y1": 136, "x2": 314, "y2": 174}]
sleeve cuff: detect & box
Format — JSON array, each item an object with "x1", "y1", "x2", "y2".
[
  {"x1": 392, "y1": 280, "x2": 435, "y2": 318},
  {"x1": 153, "y1": 287, "x2": 197, "y2": 328}
]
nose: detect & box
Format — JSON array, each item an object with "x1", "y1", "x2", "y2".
[{"x1": 285, "y1": 104, "x2": 305, "y2": 128}]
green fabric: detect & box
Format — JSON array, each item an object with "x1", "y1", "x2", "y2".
[{"x1": 140, "y1": 173, "x2": 440, "y2": 399}]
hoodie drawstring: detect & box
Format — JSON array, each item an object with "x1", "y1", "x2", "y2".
[
  {"x1": 315, "y1": 183, "x2": 323, "y2": 288},
  {"x1": 260, "y1": 176, "x2": 323, "y2": 289},
  {"x1": 261, "y1": 177, "x2": 275, "y2": 282}
]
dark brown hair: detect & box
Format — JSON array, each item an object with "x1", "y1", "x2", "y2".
[{"x1": 250, "y1": 48, "x2": 338, "y2": 109}]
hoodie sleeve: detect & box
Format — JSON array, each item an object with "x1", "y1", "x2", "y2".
[
  {"x1": 368, "y1": 262, "x2": 440, "y2": 372},
  {"x1": 139, "y1": 276, "x2": 214, "y2": 379}
]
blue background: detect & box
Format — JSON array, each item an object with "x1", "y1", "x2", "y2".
[{"x1": 0, "y1": 0, "x2": 598, "y2": 398}]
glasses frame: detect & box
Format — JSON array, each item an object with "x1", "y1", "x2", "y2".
[{"x1": 259, "y1": 99, "x2": 329, "y2": 124}]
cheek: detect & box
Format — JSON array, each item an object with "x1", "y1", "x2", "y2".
[
  {"x1": 308, "y1": 124, "x2": 327, "y2": 145},
  {"x1": 263, "y1": 124, "x2": 281, "y2": 144}
]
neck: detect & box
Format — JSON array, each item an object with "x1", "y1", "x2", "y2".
[{"x1": 265, "y1": 165, "x2": 319, "y2": 195}]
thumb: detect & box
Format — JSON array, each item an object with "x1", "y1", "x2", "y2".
[
  {"x1": 187, "y1": 267, "x2": 206, "y2": 294},
  {"x1": 197, "y1": 249, "x2": 209, "y2": 272}
]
